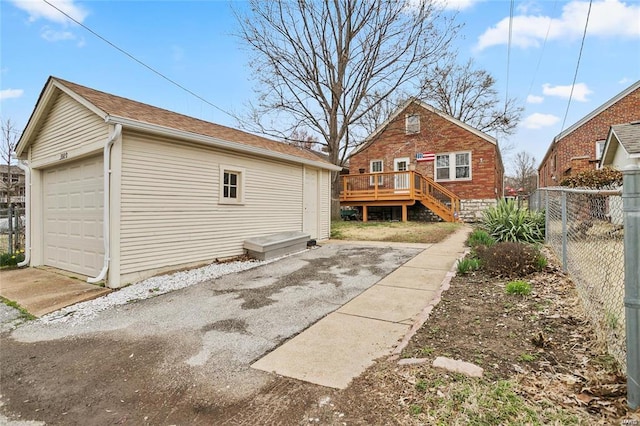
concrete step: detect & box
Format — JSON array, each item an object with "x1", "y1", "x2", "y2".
[{"x1": 244, "y1": 231, "x2": 310, "y2": 261}]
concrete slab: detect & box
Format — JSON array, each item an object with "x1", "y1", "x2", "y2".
[
  {"x1": 0, "y1": 268, "x2": 110, "y2": 317},
  {"x1": 337, "y1": 285, "x2": 436, "y2": 323},
  {"x1": 402, "y1": 252, "x2": 459, "y2": 270},
  {"x1": 252, "y1": 312, "x2": 408, "y2": 389},
  {"x1": 376, "y1": 266, "x2": 446, "y2": 291}
]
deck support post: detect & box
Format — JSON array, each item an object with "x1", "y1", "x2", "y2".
[
  {"x1": 362, "y1": 205, "x2": 368, "y2": 222},
  {"x1": 402, "y1": 204, "x2": 407, "y2": 222}
]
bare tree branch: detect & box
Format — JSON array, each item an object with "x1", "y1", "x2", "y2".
[
  {"x1": 1, "y1": 118, "x2": 21, "y2": 206},
  {"x1": 235, "y1": 0, "x2": 459, "y2": 218}
]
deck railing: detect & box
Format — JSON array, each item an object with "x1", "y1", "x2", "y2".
[{"x1": 340, "y1": 171, "x2": 460, "y2": 221}]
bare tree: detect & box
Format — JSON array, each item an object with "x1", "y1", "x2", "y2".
[
  {"x1": 236, "y1": 0, "x2": 459, "y2": 218},
  {"x1": 510, "y1": 150, "x2": 538, "y2": 195},
  {"x1": 420, "y1": 58, "x2": 523, "y2": 137},
  {"x1": 286, "y1": 128, "x2": 319, "y2": 151},
  {"x1": 1, "y1": 118, "x2": 20, "y2": 207}
]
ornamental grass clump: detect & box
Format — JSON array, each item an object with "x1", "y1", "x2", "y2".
[
  {"x1": 467, "y1": 229, "x2": 496, "y2": 248},
  {"x1": 482, "y1": 199, "x2": 545, "y2": 244}
]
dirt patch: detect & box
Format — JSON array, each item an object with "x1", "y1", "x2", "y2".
[
  {"x1": 332, "y1": 221, "x2": 458, "y2": 244},
  {"x1": 302, "y1": 248, "x2": 639, "y2": 424}
]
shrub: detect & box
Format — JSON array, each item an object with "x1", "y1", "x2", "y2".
[
  {"x1": 560, "y1": 167, "x2": 622, "y2": 189},
  {"x1": 475, "y1": 242, "x2": 544, "y2": 278},
  {"x1": 0, "y1": 251, "x2": 25, "y2": 267},
  {"x1": 457, "y1": 257, "x2": 481, "y2": 274},
  {"x1": 482, "y1": 199, "x2": 544, "y2": 244},
  {"x1": 467, "y1": 229, "x2": 496, "y2": 248},
  {"x1": 506, "y1": 280, "x2": 532, "y2": 296}
]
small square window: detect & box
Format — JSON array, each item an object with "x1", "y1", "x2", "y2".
[
  {"x1": 406, "y1": 114, "x2": 420, "y2": 134},
  {"x1": 220, "y1": 166, "x2": 245, "y2": 204}
]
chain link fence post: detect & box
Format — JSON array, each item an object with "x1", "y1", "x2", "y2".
[
  {"x1": 623, "y1": 165, "x2": 640, "y2": 410},
  {"x1": 561, "y1": 191, "x2": 568, "y2": 272}
]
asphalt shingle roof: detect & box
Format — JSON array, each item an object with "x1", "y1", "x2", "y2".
[
  {"x1": 612, "y1": 122, "x2": 640, "y2": 155},
  {"x1": 54, "y1": 77, "x2": 330, "y2": 165}
]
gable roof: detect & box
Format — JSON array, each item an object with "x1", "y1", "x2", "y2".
[
  {"x1": 539, "y1": 79, "x2": 640, "y2": 170},
  {"x1": 17, "y1": 77, "x2": 341, "y2": 171},
  {"x1": 601, "y1": 121, "x2": 640, "y2": 166},
  {"x1": 350, "y1": 98, "x2": 497, "y2": 157}
]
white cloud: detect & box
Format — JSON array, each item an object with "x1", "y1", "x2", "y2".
[
  {"x1": 618, "y1": 77, "x2": 633, "y2": 85},
  {"x1": 526, "y1": 94, "x2": 544, "y2": 104},
  {"x1": 523, "y1": 113, "x2": 560, "y2": 129},
  {"x1": 10, "y1": 0, "x2": 88, "y2": 24},
  {"x1": 434, "y1": 0, "x2": 481, "y2": 10},
  {"x1": 542, "y1": 83, "x2": 592, "y2": 102},
  {"x1": 41, "y1": 26, "x2": 75, "y2": 42},
  {"x1": 0, "y1": 89, "x2": 24, "y2": 100},
  {"x1": 476, "y1": 0, "x2": 640, "y2": 50}
]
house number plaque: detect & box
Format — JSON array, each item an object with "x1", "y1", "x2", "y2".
[{"x1": 60, "y1": 152, "x2": 68, "y2": 160}]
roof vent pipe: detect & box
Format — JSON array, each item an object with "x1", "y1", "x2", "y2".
[{"x1": 88, "y1": 124, "x2": 122, "y2": 285}]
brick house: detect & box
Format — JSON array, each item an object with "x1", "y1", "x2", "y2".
[
  {"x1": 0, "y1": 165, "x2": 26, "y2": 208},
  {"x1": 538, "y1": 80, "x2": 640, "y2": 187},
  {"x1": 341, "y1": 99, "x2": 504, "y2": 222}
]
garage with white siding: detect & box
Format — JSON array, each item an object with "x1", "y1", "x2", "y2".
[{"x1": 16, "y1": 77, "x2": 340, "y2": 288}]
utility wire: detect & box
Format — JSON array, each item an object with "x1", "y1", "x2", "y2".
[
  {"x1": 504, "y1": 0, "x2": 514, "y2": 113},
  {"x1": 42, "y1": 0, "x2": 237, "y2": 121},
  {"x1": 526, "y1": 0, "x2": 558, "y2": 100},
  {"x1": 558, "y1": 0, "x2": 592, "y2": 137}
]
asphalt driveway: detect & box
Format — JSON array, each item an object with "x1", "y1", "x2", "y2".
[{"x1": 0, "y1": 243, "x2": 421, "y2": 425}]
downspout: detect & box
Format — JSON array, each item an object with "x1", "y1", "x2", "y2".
[
  {"x1": 14, "y1": 157, "x2": 30, "y2": 267},
  {"x1": 88, "y1": 124, "x2": 122, "y2": 284}
]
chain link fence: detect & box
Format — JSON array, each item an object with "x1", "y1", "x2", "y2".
[
  {"x1": 1, "y1": 205, "x2": 24, "y2": 256},
  {"x1": 531, "y1": 187, "x2": 626, "y2": 371}
]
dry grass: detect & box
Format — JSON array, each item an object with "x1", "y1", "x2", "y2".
[{"x1": 331, "y1": 221, "x2": 460, "y2": 244}]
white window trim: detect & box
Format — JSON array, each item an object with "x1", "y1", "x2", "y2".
[
  {"x1": 219, "y1": 165, "x2": 246, "y2": 205},
  {"x1": 434, "y1": 151, "x2": 472, "y2": 182},
  {"x1": 405, "y1": 114, "x2": 420, "y2": 134},
  {"x1": 595, "y1": 140, "x2": 606, "y2": 161},
  {"x1": 370, "y1": 159, "x2": 384, "y2": 186}
]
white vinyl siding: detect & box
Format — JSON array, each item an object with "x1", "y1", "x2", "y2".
[
  {"x1": 30, "y1": 92, "x2": 108, "y2": 163},
  {"x1": 119, "y1": 133, "x2": 304, "y2": 275},
  {"x1": 318, "y1": 170, "x2": 330, "y2": 240}
]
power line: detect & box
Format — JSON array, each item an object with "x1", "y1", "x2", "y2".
[
  {"x1": 42, "y1": 0, "x2": 237, "y2": 121},
  {"x1": 558, "y1": 0, "x2": 593, "y2": 137},
  {"x1": 504, "y1": 0, "x2": 514, "y2": 113},
  {"x1": 526, "y1": 0, "x2": 558, "y2": 100}
]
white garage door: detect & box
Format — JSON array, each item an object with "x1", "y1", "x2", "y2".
[{"x1": 43, "y1": 155, "x2": 104, "y2": 276}]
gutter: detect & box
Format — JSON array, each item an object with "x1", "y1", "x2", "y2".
[
  {"x1": 105, "y1": 115, "x2": 343, "y2": 172},
  {"x1": 88, "y1": 124, "x2": 122, "y2": 284},
  {"x1": 14, "y1": 157, "x2": 30, "y2": 267}
]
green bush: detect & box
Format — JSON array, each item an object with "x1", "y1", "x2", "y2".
[
  {"x1": 475, "y1": 242, "x2": 544, "y2": 278},
  {"x1": 467, "y1": 229, "x2": 496, "y2": 248},
  {"x1": 506, "y1": 280, "x2": 532, "y2": 296},
  {"x1": 0, "y1": 251, "x2": 25, "y2": 267},
  {"x1": 482, "y1": 200, "x2": 545, "y2": 243}
]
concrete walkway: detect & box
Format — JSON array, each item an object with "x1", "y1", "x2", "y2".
[
  {"x1": 252, "y1": 226, "x2": 471, "y2": 389},
  {"x1": 0, "y1": 268, "x2": 110, "y2": 317}
]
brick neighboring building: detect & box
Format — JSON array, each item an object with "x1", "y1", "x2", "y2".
[
  {"x1": 347, "y1": 99, "x2": 504, "y2": 222},
  {"x1": 538, "y1": 80, "x2": 640, "y2": 187}
]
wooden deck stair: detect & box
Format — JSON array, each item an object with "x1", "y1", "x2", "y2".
[{"x1": 339, "y1": 171, "x2": 461, "y2": 222}]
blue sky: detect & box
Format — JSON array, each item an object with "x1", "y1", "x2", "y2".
[{"x1": 1, "y1": 0, "x2": 639, "y2": 173}]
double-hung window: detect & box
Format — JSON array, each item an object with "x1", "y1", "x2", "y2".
[
  {"x1": 435, "y1": 152, "x2": 471, "y2": 181},
  {"x1": 370, "y1": 160, "x2": 383, "y2": 185},
  {"x1": 219, "y1": 165, "x2": 245, "y2": 204}
]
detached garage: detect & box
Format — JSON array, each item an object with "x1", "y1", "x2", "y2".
[{"x1": 16, "y1": 77, "x2": 340, "y2": 288}]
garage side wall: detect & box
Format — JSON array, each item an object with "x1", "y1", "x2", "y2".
[
  {"x1": 319, "y1": 170, "x2": 331, "y2": 240},
  {"x1": 118, "y1": 132, "x2": 305, "y2": 284},
  {"x1": 30, "y1": 92, "x2": 108, "y2": 166}
]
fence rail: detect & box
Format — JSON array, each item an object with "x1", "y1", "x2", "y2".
[
  {"x1": 531, "y1": 187, "x2": 626, "y2": 372},
  {"x1": 1, "y1": 205, "x2": 24, "y2": 255}
]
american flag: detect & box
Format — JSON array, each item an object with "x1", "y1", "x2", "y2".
[{"x1": 416, "y1": 152, "x2": 435, "y2": 162}]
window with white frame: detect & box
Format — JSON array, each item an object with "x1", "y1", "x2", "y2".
[
  {"x1": 405, "y1": 114, "x2": 420, "y2": 134},
  {"x1": 435, "y1": 152, "x2": 471, "y2": 181},
  {"x1": 219, "y1": 166, "x2": 245, "y2": 204},
  {"x1": 595, "y1": 140, "x2": 606, "y2": 161},
  {"x1": 370, "y1": 160, "x2": 383, "y2": 185}
]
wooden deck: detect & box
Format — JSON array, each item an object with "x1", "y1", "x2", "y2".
[{"x1": 339, "y1": 171, "x2": 461, "y2": 222}]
